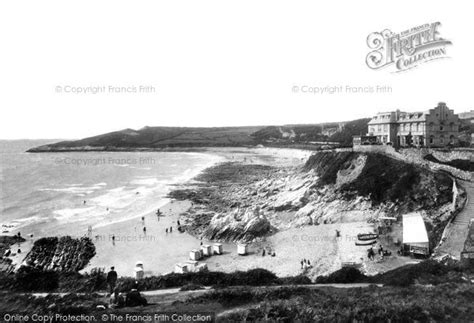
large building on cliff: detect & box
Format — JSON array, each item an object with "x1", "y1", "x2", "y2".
[{"x1": 356, "y1": 102, "x2": 461, "y2": 148}]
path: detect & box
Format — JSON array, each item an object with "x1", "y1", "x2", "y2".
[
  {"x1": 29, "y1": 283, "x2": 381, "y2": 299},
  {"x1": 437, "y1": 179, "x2": 474, "y2": 259}
]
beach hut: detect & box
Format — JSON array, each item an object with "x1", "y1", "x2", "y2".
[
  {"x1": 402, "y1": 213, "x2": 429, "y2": 256},
  {"x1": 201, "y1": 244, "x2": 212, "y2": 257},
  {"x1": 186, "y1": 260, "x2": 199, "y2": 272},
  {"x1": 174, "y1": 264, "x2": 188, "y2": 274},
  {"x1": 196, "y1": 263, "x2": 208, "y2": 272},
  {"x1": 237, "y1": 243, "x2": 248, "y2": 256},
  {"x1": 213, "y1": 243, "x2": 223, "y2": 255},
  {"x1": 189, "y1": 249, "x2": 201, "y2": 261},
  {"x1": 134, "y1": 261, "x2": 144, "y2": 280}
]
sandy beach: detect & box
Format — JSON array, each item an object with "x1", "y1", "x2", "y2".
[{"x1": 83, "y1": 197, "x2": 376, "y2": 279}]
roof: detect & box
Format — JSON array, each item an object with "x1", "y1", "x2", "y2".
[{"x1": 403, "y1": 213, "x2": 429, "y2": 244}]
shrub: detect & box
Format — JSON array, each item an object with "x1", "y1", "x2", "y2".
[
  {"x1": 315, "y1": 267, "x2": 368, "y2": 284},
  {"x1": 14, "y1": 266, "x2": 59, "y2": 292}
]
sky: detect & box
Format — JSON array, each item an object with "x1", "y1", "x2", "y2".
[{"x1": 0, "y1": 0, "x2": 472, "y2": 139}]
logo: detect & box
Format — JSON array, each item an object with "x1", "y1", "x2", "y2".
[{"x1": 366, "y1": 22, "x2": 452, "y2": 72}]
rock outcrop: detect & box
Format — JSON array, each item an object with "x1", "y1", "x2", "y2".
[
  {"x1": 23, "y1": 236, "x2": 95, "y2": 272},
  {"x1": 171, "y1": 151, "x2": 457, "y2": 244}
]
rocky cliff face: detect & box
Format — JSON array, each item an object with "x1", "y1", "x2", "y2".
[
  {"x1": 23, "y1": 236, "x2": 95, "y2": 272},
  {"x1": 171, "y1": 151, "x2": 455, "y2": 243}
]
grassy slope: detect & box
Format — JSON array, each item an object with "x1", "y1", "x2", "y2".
[{"x1": 27, "y1": 118, "x2": 371, "y2": 151}]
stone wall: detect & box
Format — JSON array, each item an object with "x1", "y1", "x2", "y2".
[{"x1": 351, "y1": 145, "x2": 473, "y2": 181}]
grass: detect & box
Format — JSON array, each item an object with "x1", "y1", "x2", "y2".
[{"x1": 204, "y1": 283, "x2": 474, "y2": 322}]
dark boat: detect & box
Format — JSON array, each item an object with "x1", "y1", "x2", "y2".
[
  {"x1": 355, "y1": 240, "x2": 377, "y2": 246},
  {"x1": 357, "y1": 233, "x2": 379, "y2": 241}
]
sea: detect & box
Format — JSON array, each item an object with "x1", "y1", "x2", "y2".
[{"x1": 0, "y1": 140, "x2": 223, "y2": 238}]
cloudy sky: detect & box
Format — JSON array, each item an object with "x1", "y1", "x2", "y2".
[{"x1": 0, "y1": 0, "x2": 472, "y2": 139}]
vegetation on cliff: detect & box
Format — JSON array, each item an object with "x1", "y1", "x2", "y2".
[
  {"x1": 315, "y1": 259, "x2": 472, "y2": 286},
  {"x1": 193, "y1": 283, "x2": 474, "y2": 322},
  {"x1": 305, "y1": 151, "x2": 453, "y2": 207}
]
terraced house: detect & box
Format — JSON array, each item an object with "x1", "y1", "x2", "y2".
[{"x1": 366, "y1": 102, "x2": 460, "y2": 147}]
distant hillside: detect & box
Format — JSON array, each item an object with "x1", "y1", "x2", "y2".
[
  {"x1": 252, "y1": 118, "x2": 370, "y2": 146},
  {"x1": 27, "y1": 126, "x2": 263, "y2": 152},
  {"x1": 27, "y1": 119, "x2": 370, "y2": 152}
]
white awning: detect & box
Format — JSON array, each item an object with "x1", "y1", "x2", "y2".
[{"x1": 403, "y1": 213, "x2": 429, "y2": 245}]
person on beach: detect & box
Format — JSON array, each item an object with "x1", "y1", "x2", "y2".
[
  {"x1": 262, "y1": 249, "x2": 266, "y2": 257},
  {"x1": 112, "y1": 235, "x2": 115, "y2": 245},
  {"x1": 378, "y1": 244, "x2": 384, "y2": 255},
  {"x1": 368, "y1": 247, "x2": 375, "y2": 260},
  {"x1": 143, "y1": 227, "x2": 146, "y2": 234},
  {"x1": 166, "y1": 228, "x2": 168, "y2": 234},
  {"x1": 170, "y1": 227, "x2": 172, "y2": 233},
  {"x1": 300, "y1": 260, "x2": 304, "y2": 269},
  {"x1": 177, "y1": 220, "x2": 181, "y2": 226},
  {"x1": 107, "y1": 267, "x2": 118, "y2": 294}
]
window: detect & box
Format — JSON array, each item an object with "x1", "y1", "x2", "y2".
[
  {"x1": 429, "y1": 123, "x2": 435, "y2": 131},
  {"x1": 429, "y1": 136, "x2": 434, "y2": 144},
  {"x1": 377, "y1": 125, "x2": 381, "y2": 132}
]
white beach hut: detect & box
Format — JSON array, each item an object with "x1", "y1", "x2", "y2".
[
  {"x1": 213, "y1": 243, "x2": 223, "y2": 255},
  {"x1": 134, "y1": 261, "x2": 144, "y2": 280},
  {"x1": 201, "y1": 244, "x2": 212, "y2": 257},
  {"x1": 189, "y1": 249, "x2": 202, "y2": 261},
  {"x1": 196, "y1": 263, "x2": 208, "y2": 272},
  {"x1": 174, "y1": 263, "x2": 188, "y2": 274},
  {"x1": 237, "y1": 243, "x2": 248, "y2": 256},
  {"x1": 186, "y1": 260, "x2": 199, "y2": 272},
  {"x1": 402, "y1": 213, "x2": 429, "y2": 256}
]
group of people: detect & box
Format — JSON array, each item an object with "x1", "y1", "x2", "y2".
[
  {"x1": 261, "y1": 248, "x2": 276, "y2": 257},
  {"x1": 300, "y1": 258, "x2": 312, "y2": 269},
  {"x1": 367, "y1": 244, "x2": 389, "y2": 261},
  {"x1": 107, "y1": 266, "x2": 147, "y2": 308}
]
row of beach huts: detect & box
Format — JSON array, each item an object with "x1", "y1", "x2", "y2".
[
  {"x1": 174, "y1": 243, "x2": 249, "y2": 274},
  {"x1": 130, "y1": 243, "x2": 250, "y2": 279}
]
